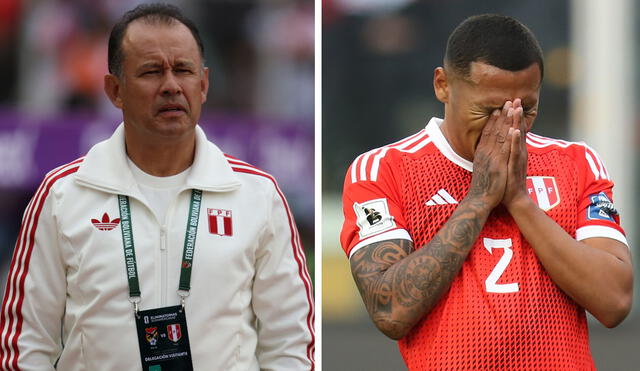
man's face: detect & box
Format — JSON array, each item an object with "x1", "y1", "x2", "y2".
[
  {"x1": 106, "y1": 20, "x2": 209, "y2": 140},
  {"x1": 444, "y1": 61, "x2": 541, "y2": 134}
]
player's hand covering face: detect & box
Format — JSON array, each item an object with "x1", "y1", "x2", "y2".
[
  {"x1": 468, "y1": 101, "x2": 514, "y2": 208},
  {"x1": 435, "y1": 61, "x2": 540, "y2": 161},
  {"x1": 503, "y1": 98, "x2": 529, "y2": 209}
]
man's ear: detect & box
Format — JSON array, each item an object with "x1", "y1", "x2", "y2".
[
  {"x1": 433, "y1": 67, "x2": 450, "y2": 104},
  {"x1": 104, "y1": 74, "x2": 124, "y2": 109}
]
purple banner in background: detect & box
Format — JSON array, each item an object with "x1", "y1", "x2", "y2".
[{"x1": 0, "y1": 109, "x2": 314, "y2": 225}]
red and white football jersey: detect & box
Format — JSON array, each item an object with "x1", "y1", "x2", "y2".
[{"x1": 340, "y1": 117, "x2": 627, "y2": 370}]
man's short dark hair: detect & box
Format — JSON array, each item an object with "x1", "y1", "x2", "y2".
[
  {"x1": 108, "y1": 3, "x2": 205, "y2": 77},
  {"x1": 444, "y1": 14, "x2": 544, "y2": 80}
]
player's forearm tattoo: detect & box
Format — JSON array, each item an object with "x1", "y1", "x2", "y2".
[
  {"x1": 350, "y1": 197, "x2": 488, "y2": 339},
  {"x1": 468, "y1": 169, "x2": 490, "y2": 198}
]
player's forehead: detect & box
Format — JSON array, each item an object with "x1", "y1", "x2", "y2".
[
  {"x1": 467, "y1": 61, "x2": 541, "y2": 85},
  {"x1": 470, "y1": 90, "x2": 539, "y2": 109},
  {"x1": 464, "y1": 61, "x2": 541, "y2": 107},
  {"x1": 121, "y1": 20, "x2": 201, "y2": 65}
]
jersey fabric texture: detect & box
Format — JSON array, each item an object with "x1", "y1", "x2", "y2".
[
  {"x1": 0, "y1": 124, "x2": 314, "y2": 371},
  {"x1": 341, "y1": 117, "x2": 626, "y2": 370}
]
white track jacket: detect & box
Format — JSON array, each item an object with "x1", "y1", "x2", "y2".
[{"x1": 0, "y1": 124, "x2": 315, "y2": 370}]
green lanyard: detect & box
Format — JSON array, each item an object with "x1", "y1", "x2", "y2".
[{"x1": 118, "y1": 189, "x2": 203, "y2": 314}]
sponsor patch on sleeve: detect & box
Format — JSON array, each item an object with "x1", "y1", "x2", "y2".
[
  {"x1": 354, "y1": 198, "x2": 396, "y2": 238},
  {"x1": 587, "y1": 192, "x2": 618, "y2": 222}
]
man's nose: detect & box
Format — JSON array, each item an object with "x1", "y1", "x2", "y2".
[{"x1": 161, "y1": 71, "x2": 182, "y2": 95}]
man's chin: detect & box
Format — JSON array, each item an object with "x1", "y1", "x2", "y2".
[{"x1": 150, "y1": 118, "x2": 196, "y2": 138}]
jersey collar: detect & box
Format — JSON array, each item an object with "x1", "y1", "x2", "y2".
[
  {"x1": 426, "y1": 117, "x2": 474, "y2": 172},
  {"x1": 75, "y1": 123, "x2": 241, "y2": 196}
]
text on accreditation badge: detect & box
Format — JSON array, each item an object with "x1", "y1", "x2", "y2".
[{"x1": 135, "y1": 305, "x2": 194, "y2": 371}]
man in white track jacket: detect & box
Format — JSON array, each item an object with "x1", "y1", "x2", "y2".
[{"x1": 0, "y1": 4, "x2": 314, "y2": 370}]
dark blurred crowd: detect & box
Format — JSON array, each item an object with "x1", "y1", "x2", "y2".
[{"x1": 0, "y1": 0, "x2": 313, "y2": 121}]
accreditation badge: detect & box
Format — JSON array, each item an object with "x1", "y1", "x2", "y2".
[{"x1": 135, "y1": 305, "x2": 193, "y2": 371}]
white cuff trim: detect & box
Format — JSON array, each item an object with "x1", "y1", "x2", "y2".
[
  {"x1": 576, "y1": 225, "x2": 628, "y2": 247},
  {"x1": 348, "y1": 229, "x2": 413, "y2": 259}
]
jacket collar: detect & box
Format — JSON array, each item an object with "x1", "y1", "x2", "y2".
[{"x1": 75, "y1": 123, "x2": 241, "y2": 195}]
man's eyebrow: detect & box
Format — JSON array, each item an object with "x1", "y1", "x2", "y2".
[
  {"x1": 137, "y1": 61, "x2": 162, "y2": 70},
  {"x1": 135, "y1": 60, "x2": 197, "y2": 72},
  {"x1": 174, "y1": 60, "x2": 196, "y2": 68}
]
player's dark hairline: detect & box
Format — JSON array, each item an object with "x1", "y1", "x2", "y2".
[
  {"x1": 443, "y1": 14, "x2": 545, "y2": 81},
  {"x1": 443, "y1": 59, "x2": 543, "y2": 87}
]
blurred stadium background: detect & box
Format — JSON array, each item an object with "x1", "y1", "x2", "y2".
[
  {"x1": 323, "y1": 0, "x2": 639, "y2": 369},
  {"x1": 0, "y1": 0, "x2": 314, "y2": 316}
]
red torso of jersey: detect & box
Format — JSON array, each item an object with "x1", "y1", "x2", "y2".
[{"x1": 341, "y1": 118, "x2": 626, "y2": 370}]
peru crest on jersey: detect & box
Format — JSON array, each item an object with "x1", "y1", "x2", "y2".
[
  {"x1": 526, "y1": 176, "x2": 560, "y2": 211},
  {"x1": 208, "y1": 208, "x2": 233, "y2": 237}
]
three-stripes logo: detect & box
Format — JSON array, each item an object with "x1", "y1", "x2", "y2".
[
  {"x1": 425, "y1": 189, "x2": 458, "y2": 206},
  {"x1": 91, "y1": 212, "x2": 121, "y2": 231}
]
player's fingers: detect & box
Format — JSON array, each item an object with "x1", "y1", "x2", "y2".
[
  {"x1": 510, "y1": 106, "x2": 522, "y2": 129},
  {"x1": 498, "y1": 107, "x2": 516, "y2": 142},
  {"x1": 482, "y1": 109, "x2": 501, "y2": 137},
  {"x1": 500, "y1": 101, "x2": 513, "y2": 125},
  {"x1": 512, "y1": 98, "x2": 522, "y2": 109},
  {"x1": 505, "y1": 100, "x2": 514, "y2": 110},
  {"x1": 494, "y1": 101, "x2": 510, "y2": 124},
  {"x1": 502, "y1": 127, "x2": 514, "y2": 154},
  {"x1": 481, "y1": 101, "x2": 512, "y2": 150},
  {"x1": 515, "y1": 107, "x2": 527, "y2": 152},
  {"x1": 510, "y1": 128, "x2": 522, "y2": 161},
  {"x1": 478, "y1": 110, "x2": 501, "y2": 153},
  {"x1": 483, "y1": 108, "x2": 503, "y2": 139},
  {"x1": 492, "y1": 101, "x2": 512, "y2": 142}
]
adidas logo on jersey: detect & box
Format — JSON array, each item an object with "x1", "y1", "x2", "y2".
[
  {"x1": 425, "y1": 189, "x2": 458, "y2": 206},
  {"x1": 91, "y1": 212, "x2": 121, "y2": 231}
]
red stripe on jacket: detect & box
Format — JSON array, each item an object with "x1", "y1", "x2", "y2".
[
  {"x1": 1, "y1": 159, "x2": 82, "y2": 369},
  {"x1": 226, "y1": 156, "x2": 315, "y2": 368}
]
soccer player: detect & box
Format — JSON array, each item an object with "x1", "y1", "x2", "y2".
[{"x1": 340, "y1": 14, "x2": 632, "y2": 370}]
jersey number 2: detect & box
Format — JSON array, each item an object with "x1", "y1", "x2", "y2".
[{"x1": 483, "y1": 238, "x2": 519, "y2": 293}]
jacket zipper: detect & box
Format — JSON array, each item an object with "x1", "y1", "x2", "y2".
[{"x1": 160, "y1": 225, "x2": 167, "y2": 307}]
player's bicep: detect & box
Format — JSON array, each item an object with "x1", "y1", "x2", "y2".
[
  {"x1": 340, "y1": 154, "x2": 407, "y2": 257},
  {"x1": 576, "y1": 145, "x2": 628, "y2": 245},
  {"x1": 349, "y1": 239, "x2": 413, "y2": 305}
]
